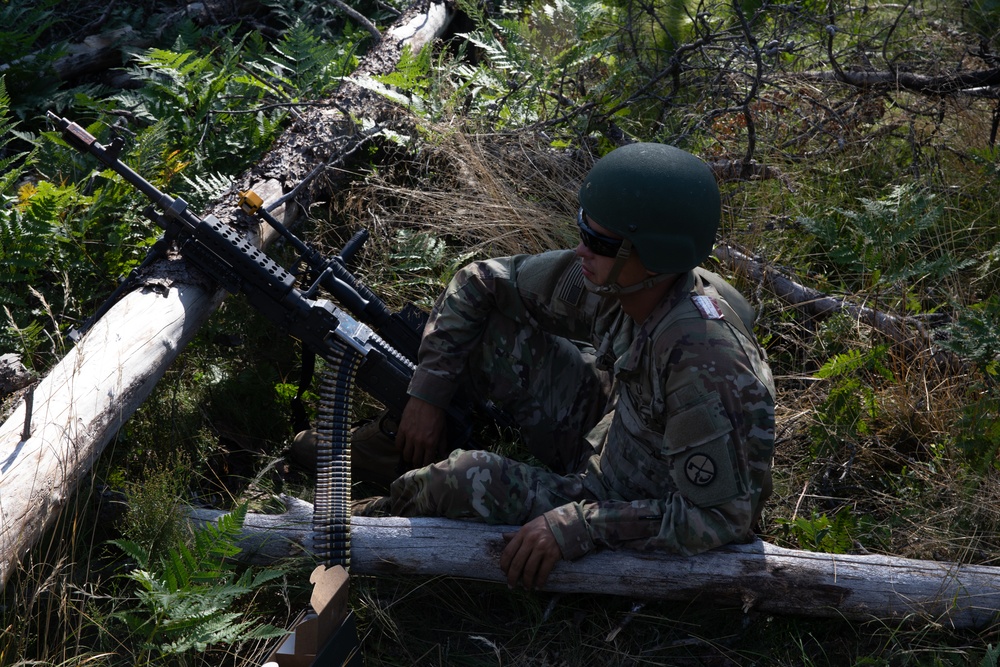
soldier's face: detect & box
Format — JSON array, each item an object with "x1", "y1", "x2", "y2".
[{"x1": 575, "y1": 216, "x2": 653, "y2": 288}]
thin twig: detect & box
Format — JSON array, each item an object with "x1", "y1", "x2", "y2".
[{"x1": 331, "y1": 0, "x2": 382, "y2": 43}]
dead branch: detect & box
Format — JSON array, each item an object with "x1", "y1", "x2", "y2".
[
  {"x1": 713, "y1": 244, "x2": 959, "y2": 368},
  {"x1": 785, "y1": 68, "x2": 1000, "y2": 98}
]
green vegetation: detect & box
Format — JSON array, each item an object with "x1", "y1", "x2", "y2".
[
  {"x1": 2, "y1": 0, "x2": 1000, "y2": 664},
  {"x1": 110, "y1": 505, "x2": 285, "y2": 659}
]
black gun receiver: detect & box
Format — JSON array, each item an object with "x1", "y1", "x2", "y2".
[
  {"x1": 46, "y1": 111, "x2": 481, "y2": 565},
  {"x1": 47, "y1": 112, "x2": 428, "y2": 412}
]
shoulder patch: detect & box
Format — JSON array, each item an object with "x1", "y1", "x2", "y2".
[
  {"x1": 662, "y1": 391, "x2": 741, "y2": 507},
  {"x1": 555, "y1": 262, "x2": 587, "y2": 307},
  {"x1": 691, "y1": 294, "x2": 725, "y2": 320}
]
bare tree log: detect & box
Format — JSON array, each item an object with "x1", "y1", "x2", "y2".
[
  {"x1": 187, "y1": 501, "x2": 1000, "y2": 630},
  {"x1": 0, "y1": 0, "x2": 454, "y2": 591},
  {"x1": 188, "y1": 494, "x2": 317, "y2": 563}
]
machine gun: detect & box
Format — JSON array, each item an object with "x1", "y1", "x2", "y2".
[{"x1": 46, "y1": 112, "x2": 483, "y2": 567}]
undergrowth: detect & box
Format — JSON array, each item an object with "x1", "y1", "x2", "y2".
[
  {"x1": 4, "y1": 0, "x2": 1000, "y2": 665},
  {"x1": 110, "y1": 505, "x2": 286, "y2": 659}
]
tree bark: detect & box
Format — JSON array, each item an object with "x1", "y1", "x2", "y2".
[
  {"x1": 0, "y1": 0, "x2": 454, "y2": 591},
  {"x1": 187, "y1": 501, "x2": 1000, "y2": 630}
]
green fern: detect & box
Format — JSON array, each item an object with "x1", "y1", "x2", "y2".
[
  {"x1": 0, "y1": 78, "x2": 31, "y2": 195},
  {"x1": 357, "y1": 0, "x2": 613, "y2": 128},
  {"x1": 774, "y1": 508, "x2": 858, "y2": 554},
  {"x1": 815, "y1": 346, "x2": 893, "y2": 382},
  {"x1": 0, "y1": 1, "x2": 58, "y2": 63},
  {"x1": 941, "y1": 296, "x2": 1000, "y2": 376},
  {"x1": 0, "y1": 107, "x2": 43, "y2": 308},
  {"x1": 811, "y1": 345, "x2": 893, "y2": 451},
  {"x1": 382, "y1": 230, "x2": 477, "y2": 308},
  {"x1": 980, "y1": 643, "x2": 1000, "y2": 667},
  {"x1": 375, "y1": 44, "x2": 435, "y2": 112},
  {"x1": 180, "y1": 171, "x2": 235, "y2": 210},
  {"x1": 800, "y1": 184, "x2": 976, "y2": 304},
  {"x1": 268, "y1": 20, "x2": 362, "y2": 96},
  {"x1": 110, "y1": 504, "x2": 286, "y2": 657},
  {"x1": 940, "y1": 297, "x2": 1000, "y2": 469},
  {"x1": 123, "y1": 43, "x2": 237, "y2": 161},
  {"x1": 390, "y1": 229, "x2": 450, "y2": 273},
  {"x1": 0, "y1": 180, "x2": 86, "y2": 302}
]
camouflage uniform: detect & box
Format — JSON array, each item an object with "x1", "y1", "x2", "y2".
[{"x1": 385, "y1": 249, "x2": 775, "y2": 560}]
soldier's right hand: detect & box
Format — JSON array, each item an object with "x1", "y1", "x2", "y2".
[{"x1": 396, "y1": 396, "x2": 447, "y2": 468}]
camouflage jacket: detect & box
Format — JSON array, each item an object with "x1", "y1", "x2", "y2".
[{"x1": 408, "y1": 249, "x2": 775, "y2": 560}]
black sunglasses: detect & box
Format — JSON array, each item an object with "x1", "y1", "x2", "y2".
[{"x1": 577, "y1": 208, "x2": 624, "y2": 257}]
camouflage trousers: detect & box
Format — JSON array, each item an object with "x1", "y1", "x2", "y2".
[
  {"x1": 385, "y1": 448, "x2": 601, "y2": 523},
  {"x1": 385, "y1": 308, "x2": 612, "y2": 521},
  {"x1": 463, "y1": 308, "x2": 611, "y2": 474}
]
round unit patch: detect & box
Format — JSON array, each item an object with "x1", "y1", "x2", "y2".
[{"x1": 684, "y1": 453, "x2": 717, "y2": 486}]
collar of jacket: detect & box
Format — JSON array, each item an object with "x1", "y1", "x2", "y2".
[{"x1": 613, "y1": 271, "x2": 696, "y2": 376}]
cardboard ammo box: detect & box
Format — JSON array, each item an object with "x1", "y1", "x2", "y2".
[{"x1": 263, "y1": 564, "x2": 359, "y2": 667}]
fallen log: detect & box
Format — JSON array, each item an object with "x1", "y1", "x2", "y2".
[
  {"x1": 713, "y1": 244, "x2": 917, "y2": 340},
  {"x1": 0, "y1": 178, "x2": 285, "y2": 590},
  {"x1": 187, "y1": 500, "x2": 1000, "y2": 630},
  {"x1": 0, "y1": 0, "x2": 455, "y2": 591},
  {"x1": 787, "y1": 68, "x2": 1000, "y2": 98}
]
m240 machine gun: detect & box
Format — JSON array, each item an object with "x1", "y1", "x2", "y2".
[{"x1": 46, "y1": 112, "x2": 482, "y2": 568}]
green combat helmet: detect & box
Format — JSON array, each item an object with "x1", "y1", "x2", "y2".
[{"x1": 578, "y1": 143, "x2": 720, "y2": 283}]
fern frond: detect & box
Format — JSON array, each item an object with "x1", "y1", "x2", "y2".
[
  {"x1": 815, "y1": 349, "x2": 865, "y2": 379},
  {"x1": 160, "y1": 613, "x2": 251, "y2": 654},
  {"x1": 108, "y1": 539, "x2": 153, "y2": 568},
  {"x1": 391, "y1": 229, "x2": 449, "y2": 272},
  {"x1": 179, "y1": 171, "x2": 233, "y2": 209},
  {"x1": 0, "y1": 77, "x2": 30, "y2": 197},
  {"x1": 112, "y1": 502, "x2": 285, "y2": 659}
]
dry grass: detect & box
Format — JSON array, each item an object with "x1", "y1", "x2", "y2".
[{"x1": 325, "y1": 125, "x2": 589, "y2": 260}]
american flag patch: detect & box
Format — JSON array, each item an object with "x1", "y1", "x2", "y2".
[
  {"x1": 557, "y1": 263, "x2": 586, "y2": 306},
  {"x1": 691, "y1": 295, "x2": 724, "y2": 320}
]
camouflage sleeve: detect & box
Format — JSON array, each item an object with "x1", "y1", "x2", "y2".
[
  {"x1": 543, "y1": 489, "x2": 753, "y2": 560},
  {"x1": 542, "y1": 322, "x2": 775, "y2": 560},
  {"x1": 408, "y1": 249, "x2": 596, "y2": 407}
]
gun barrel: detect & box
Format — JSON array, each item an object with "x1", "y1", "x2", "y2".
[{"x1": 47, "y1": 112, "x2": 177, "y2": 213}]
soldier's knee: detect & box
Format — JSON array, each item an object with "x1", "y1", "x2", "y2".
[{"x1": 389, "y1": 449, "x2": 501, "y2": 517}]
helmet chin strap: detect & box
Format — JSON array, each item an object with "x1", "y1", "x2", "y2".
[{"x1": 583, "y1": 240, "x2": 673, "y2": 296}]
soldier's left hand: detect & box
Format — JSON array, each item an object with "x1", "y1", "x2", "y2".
[{"x1": 500, "y1": 516, "x2": 562, "y2": 590}]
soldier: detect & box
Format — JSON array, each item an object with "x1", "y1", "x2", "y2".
[{"x1": 355, "y1": 142, "x2": 776, "y2": 590}]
